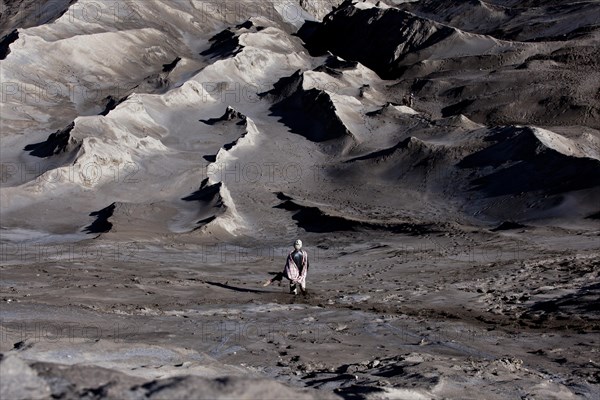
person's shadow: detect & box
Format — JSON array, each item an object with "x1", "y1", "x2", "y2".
[{"x1": 204, "y1": 281, "x2": 272, "y2": 293}]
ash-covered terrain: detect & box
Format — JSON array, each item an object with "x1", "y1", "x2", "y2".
[{"x1": 1, "y1": 0, "x2": 599, "y2": 399}]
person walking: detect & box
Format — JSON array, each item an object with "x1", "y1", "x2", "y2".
[{"x1": 263, "y1": 239, "x2": 309, "y2": 295}]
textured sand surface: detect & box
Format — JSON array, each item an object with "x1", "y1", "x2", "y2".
[{"x1": 1, "y1": 0, "x2": 599, "y2": 398}]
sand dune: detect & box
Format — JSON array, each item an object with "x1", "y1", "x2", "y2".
[{"x1": 1, "y1": 0, "x2": 599, "y2": 398}]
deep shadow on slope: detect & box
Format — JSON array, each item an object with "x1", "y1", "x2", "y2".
[
  {"x1": 100, "y1": 95, "x2": 130, "y2": 116},
  {"x1": 84, "y1": 203, "x2": 116, "y2": 234},
  {"x1": 274, "y1": 193, "x2": 436, "y2": 235},
  {"x1": 262, "y1": 72, "x2": 354, "y2": 142},
  {"x1": 298, "y1": 3, "x2": 454, "y2": 79},
  {"x1": 394, "y1": 0, "x2": 600, "y2": 42},
  {"x1": 524, "y1": 282, "x2": 600, "y2": 319},
  {"x1": 23, "y1": 123, "x2": 75, "y2": 158},
  {"x1": 458, "y1": 127, "x2": 600, "y2": 196},
  {"x1": 200, "y1": 20, "x2": 265, "y2": 60},
  {"x1": 182, "y1": 178, "x2": 225, "y2": 230},
  {"x1": 0, "y1": 29, "x2": 18, "y2": 59},
  {"x1": 200, "y1": 106, "x2": 247, "y2": 126},
  {"x1": 298, "y1": 1, "x2": 600, "y2": 129},
  {"x1": 0, "y1": 0, "x2": 77, "y2": 38},
  {"x1": 260, "y1": 71, "x2": 356, "y2": 154},
  {"x1": 200, "y1": 107, "x2": 250, "y2": 161},
  {"x1": 200, "y1": 27, "x2": 243, "y2": 59}
]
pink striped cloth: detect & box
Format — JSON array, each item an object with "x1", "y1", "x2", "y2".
[{"x1": 284, "y1": 249, "x2": 308, "y2": 286}]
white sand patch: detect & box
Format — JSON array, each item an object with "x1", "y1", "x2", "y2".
[{"x1": 532, "y1": 127, "x2": 600, "y2": 160}]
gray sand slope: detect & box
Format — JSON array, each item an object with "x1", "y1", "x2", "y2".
[{"x1": 1, "y1": 0, "x2": 599, "y2": 398}]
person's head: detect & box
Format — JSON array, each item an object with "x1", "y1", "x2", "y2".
[{"x1": 294, "y1": 239, "x2": 302, "y2": 250}]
